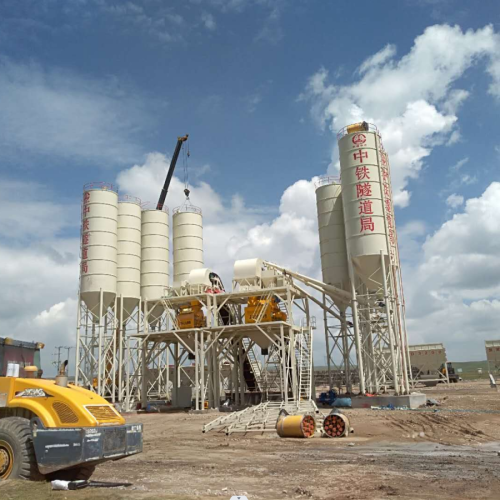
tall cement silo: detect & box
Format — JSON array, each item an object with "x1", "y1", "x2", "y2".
[
  {"x1": 117, "y1": 199, "x2": 142, "y2": 321},
  {"x1": 338, "y1": 124, "x2": 390, "y2": 290},
  {"x1": 80, "y1": 184, "x2": 118, "y2": 317},
  {"x1": 337, "y1": 122, "x2": 410, "y2": 395},
  {"x1": 315, "y1": 178, "x2": 350, "y2": 292},
  {"x1": 141, "y1": 209, "x2": 169, "y2": 324},
  {"x1": 172, "y1": 205, "x2": 203, "y2": 288},
  {"x1": 315, "y1": 177, "x2": 354, "y2": 391}
]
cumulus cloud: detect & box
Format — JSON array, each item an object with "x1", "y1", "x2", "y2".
[
  {"x1": 301, "y1": 24, "x2": 500, "y2": 207},
  {"x1": 0, "y1": 58, "x2": 147, "y2": 165},
  {"x1": 117, "y1": 153, "x2": 320, "y2": 285},
  {"x1": 405, "y1": 182, "x2": 500, "y2": 359}
]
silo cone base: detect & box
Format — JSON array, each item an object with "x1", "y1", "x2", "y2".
[{"x1": 351, "y1": 393, "x2": 426, "y2": 410}]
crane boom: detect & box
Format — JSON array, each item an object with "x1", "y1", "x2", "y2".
[{"x1": 156, "y1": 134, "x2": 189, "y2": 210}]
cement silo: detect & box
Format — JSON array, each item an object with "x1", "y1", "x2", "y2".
[
  {"x1": 338, "y1": 124, "x2": 390, "y2": 289},
  {"x1": 117, "y1": 199, "x2": 142, "y2": 321},
  {"x1": 80, "y1": 183, "x2": 118, "y2": 317},
  {"x1": 141, "y1": 209, "x2": 169, "y2": 323},
  {"x1": 172, "y1": 205, "x2": 203, "y2": 287},
  {"x1": 315, "y1": 178, "x2": 350, "y2": 292}
]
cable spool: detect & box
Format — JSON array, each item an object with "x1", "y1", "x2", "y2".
[
  {"x1": 276, "y1": 410, "x2": 316, "y2": 438},
  {"x1": 322, "y1": 411, "x2": 350, "y2": 438}
]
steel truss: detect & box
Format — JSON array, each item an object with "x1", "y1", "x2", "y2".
[
  {"x1": 347, "y1": 251, "x2": 411, "y2": 395},
  {"x1": 77, "y1": 284, "x2": 316, "y2": 411}
]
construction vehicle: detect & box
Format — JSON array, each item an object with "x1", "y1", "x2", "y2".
[
  {"x1": 441, "y1": 362, "x2": 461, "y2": 383},
  {"x1": 0, "y1": 338, "x2": 142, "y2": 481},
  {"x1": 244, "y1": 296, "x2": 287, "y2": 324},
  {"x1": 156, "y1": 134, "x2": 189, "y2": 210}
]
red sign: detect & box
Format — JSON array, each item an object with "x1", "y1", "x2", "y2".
[
  {"x1": 356, "y1": 182, "x2": 372, "y2": 198},
  {"x1": 353, "y1": 149, "x2": 368, "y2": 163},
  {"x1": 359, "y1": 200, "x2": 373, "y2": 215},
  {"x1": 355, "y1": 166, "x2": 370, "y2": 181},
  {"x1": 352, "y1": 133, "x2": 366, "y2": 146},
  {"x1": 360, "y1": 217, "x2": 375, "y2": 232},
  {"x1": 81, "y1": 262, "x2": 88, "y2": 274}
]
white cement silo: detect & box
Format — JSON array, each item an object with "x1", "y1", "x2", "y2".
[
  {"x1": 141, "y1": 209, "x2": 169, "y2": 322},
  {"x1": 117, "y1": 200, "x2": 142, "y2": 321},
  {"x1": 80, "y1": 184, "x2": 118, "y2": 317},
  {"x1": 338, "y1": 126, "x2": 389, "y2": 289},
  {"x1": 315, "y1": 178, "x2": 350, "y2": 292},
  {"x1": 172, "y1": 205, "x2": 203, "y2": 287}
]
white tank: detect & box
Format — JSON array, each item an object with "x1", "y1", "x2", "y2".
[
  {"x1": 188, "y1": 268, "x2": 212, "y2": 288},
  {"x1": 338, "y1": 126, "x2": 391, "y2": 289},
  {"x1": 80, "y1": 184, "x2": 118, "y2": 316},
  {"x1": 233, "y1": 258, "x2": 264, "y2": 290},
  {"x1": 172, "y1": 205, "x2": 203, "y2": 287},
  {"x1": 141, "y1": 209, "x2": 169, "y2": 322},
  {"x1": 315, "y1": 179, "x2": 350, "y2": 291},
  {"x1": 117, "y1": 200, "x2": 142, "y2": 321}
]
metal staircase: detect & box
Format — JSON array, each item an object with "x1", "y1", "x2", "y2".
[
  {"x1": 297, "y1": 327, "x2": 313, "y2": 400},
  {"x1": 242, "y1": 338, "x2": 261, "y2": 391}
]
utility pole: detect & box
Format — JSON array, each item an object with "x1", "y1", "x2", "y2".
[{"x1": 52, "y1": 346, "x2": 74, "y2": 372}]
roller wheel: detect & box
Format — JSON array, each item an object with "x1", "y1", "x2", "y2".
[
  {"x1": 0, "y1": 417, "x2": 44, "y2": 481},
  {"x1": 46, "y1": 464, "x2": 96, "y2": 481}
]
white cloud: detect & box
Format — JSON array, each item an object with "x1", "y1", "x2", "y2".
[
  {"x1": 117, "y1": 153, "x2": 320, "y2": 286},
  {"x1": 201, "y1": 12, "x2": 216, "y2": 31},
  {"x1": 254, "y1": 6, "x2": 283, "y2": 44},
  {"x1": 0, "y1": 58, "x2": 147, "y2": 165},
  {"x1": 446, "y1": 193, "x2": 464, "y2": 208},
  {"x1": 358, "y1": 44, "x2": 397, "y2": 75},
  {"x1": 302, "y1": 24, "x2": 500, "y2": 207},
  {"x1": 450, "y1": 157, "x2": 469, "y2": 172},
  {"x1": 0, "y1": 179, "x2": 78, "y2": 240},
  {"x1": 405, "y1": 182, "x2": 500, "y2": 360}
]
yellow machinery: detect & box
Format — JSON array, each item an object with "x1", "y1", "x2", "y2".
[
  {"x1": 346, "y1": 121, "x2": 369, "y2": 134},
  {"x1": 177, "y1": 300, "x2": 205, "y2": 329},
  {"x1": 0, "y1": 362, "x2": 142, "y2": 481},
  {"x1": 244, "y1": 296, "x2": 287, "y2": 324}
]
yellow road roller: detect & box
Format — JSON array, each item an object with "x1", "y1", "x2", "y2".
[{"x1": 0, "y1": 360, "x2": 142, "y2": 481}]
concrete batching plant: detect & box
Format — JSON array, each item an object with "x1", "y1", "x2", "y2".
[{"x1": 75, "y1": 123, "x2": 412, "y2": 412}]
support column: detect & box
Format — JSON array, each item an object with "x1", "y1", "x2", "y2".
[{"x1": 348, "y1": 257, "x2": 366, "y2": 394}]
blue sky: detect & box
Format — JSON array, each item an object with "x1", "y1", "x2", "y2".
[{"x1": 1, "y1": 0, "x2": 500, "y2": 372}]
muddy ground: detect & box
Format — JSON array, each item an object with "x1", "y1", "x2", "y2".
[{"x1": 1, "y1": 380, "x2": 500, "y2": 500}]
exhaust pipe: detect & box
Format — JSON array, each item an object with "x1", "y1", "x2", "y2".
[{"x1": 55, "y1": 360, "x2": 69, "y2": 387}]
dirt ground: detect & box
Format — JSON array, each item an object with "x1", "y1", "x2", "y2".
[{"x1": 1, "y1": 380, "x2": 500, "y2": 500}]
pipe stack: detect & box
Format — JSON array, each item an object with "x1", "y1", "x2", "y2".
[{"x1": 322, "y1": 411, "x2": 350, "y2": 438}]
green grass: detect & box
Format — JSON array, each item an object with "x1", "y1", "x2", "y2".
[
  {"x1": 315, "y1": 361, "x2": 495, "y2": 380},
  {"x1": 450, "y1": 360, "x2": 491, "y2": 380}
]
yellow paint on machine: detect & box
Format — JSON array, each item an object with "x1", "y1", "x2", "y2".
[
  {"x1": 0, "y1": 377, "x2": 125, "y2": 429},
  {"x1": 276, "y1": 414, "x2": 316, "y2": 438}
]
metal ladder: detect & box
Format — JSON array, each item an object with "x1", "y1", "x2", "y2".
[{"x1": 298, "y1": 327, "x2": 313, "y2": 400}]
